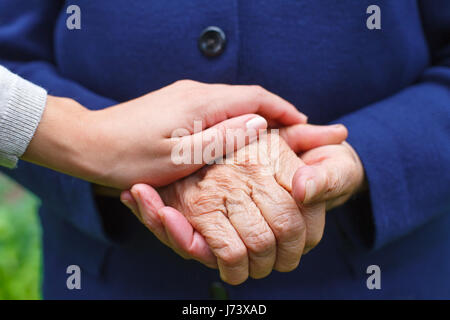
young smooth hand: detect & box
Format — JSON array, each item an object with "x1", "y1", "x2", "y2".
[{"x1": 22, "y1": 80, "x2": 307, "y2": 189}]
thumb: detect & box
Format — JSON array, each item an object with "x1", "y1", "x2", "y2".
[
  {"x1": 292, "y1": 165, "x2": 322, "y2": 204},
  {"x1": 292, "y1": 159, "x2": 350, "y2": 205}
]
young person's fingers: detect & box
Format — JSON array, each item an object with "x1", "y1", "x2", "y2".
[
  {"x1": 175, "y1": 114, "x2": 267, "y2": 166},
  {"x1": 178, "y1": 82, "x2": 306, "y2": 133},
  {"x1": 210, "y1": 84, "x2": 307, "y2": 126}
]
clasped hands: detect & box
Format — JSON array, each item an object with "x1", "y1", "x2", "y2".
[
  {"x1": 123, "y1": 134, "x2": 366, "y2": 284},
  {"x1": 73, "y1": 80, "x2": 365, "y2": 285}
]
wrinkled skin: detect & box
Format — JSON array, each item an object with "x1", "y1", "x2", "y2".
[
  {"x1": 159, "y1": 133, "x2": 311, "y2": 284},
  {"x1": 119, "y1": 124, "x2": 350, "y2": 285}
]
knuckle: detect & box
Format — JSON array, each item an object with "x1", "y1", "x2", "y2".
[
  {"x1": 173, "y1": 79, "x2": 197, "y2": 87},
  {"x1": 249, "y1": 85, "x2": 266, "y2": 99},
  {"x1": 185, "y1": 190, "x2": 225, "y2": 217},
  {"x1": 245, "y1": 228, "x2": 276, "y2": 257},
  {"x1": 172, "y1": 80, "x2": 206, "y2": 103},
  {"x1": 271, "y1": 212, "x2": 305, "y2": 242},
  {"x1": 325, "y1": 168, "x2": 342, "y2": 195},
  {"x1": 271, "y1": 219, "x2": 290, "y2": 237},
  {"x1": 220, "y1": 243, "x2": 248, "y2": 268},
  {"x1": 251, "y1": 84, "x2": 264, "y2": 93}
]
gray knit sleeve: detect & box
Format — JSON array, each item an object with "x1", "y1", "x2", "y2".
[{"x1": 0, "y1": 65, "x2": 47, "y2": 168}]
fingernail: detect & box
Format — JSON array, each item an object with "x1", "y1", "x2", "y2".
[
  {"x1": 246, "y1": 116, "x2": 267, "y2": 130},
  {"x1": 332, "y1": 124, "x2": 345, "y2": 129},
  {"x1": 304, "y1": 179, "x2": 316, "y2": 203}
]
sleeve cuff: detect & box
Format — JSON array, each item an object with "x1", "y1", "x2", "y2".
[
  {"x1": 0, "y1": 72, "x2": 47, "y2": 168},
  {"x1": 331, "y1": 102, "x2": 410, "y2": 250}
]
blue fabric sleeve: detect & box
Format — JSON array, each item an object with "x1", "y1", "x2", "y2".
[
  {"x1": 0, "y1": 1, "x2": 117, "y2": 242},
  {"x1": 333, "y1": 1, "x2": 450, "y2": 250}
]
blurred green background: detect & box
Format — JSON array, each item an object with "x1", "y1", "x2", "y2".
[{"x1": 0, "y1": 173, "x2": 42, "y2": 300}]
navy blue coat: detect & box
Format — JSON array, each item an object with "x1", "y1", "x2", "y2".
[{"x1": 0, "y1": 0, "x2": 449, "y2": 299}]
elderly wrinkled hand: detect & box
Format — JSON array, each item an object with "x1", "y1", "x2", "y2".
[
  {"x1": 158, "y1": 133, "x2": 305, "y2": 284},
  {"x1": 291, "y1": 141, "x2": 367, "y2": 221},
  {"x1": 122, "y1": 124, "x2": 348, "y2": 285}
]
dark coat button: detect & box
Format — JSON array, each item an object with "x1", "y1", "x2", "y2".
[
  {"x1": 198, "y1": 26, "x2": 226, "y2": 57},
  {"x1": 209, "y1": 281, "x2": 229, "y2": 300}
]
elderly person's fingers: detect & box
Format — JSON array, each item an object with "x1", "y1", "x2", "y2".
[
  {"x1": 159, "y1": 173, "x2": 252, "y2": 285},
  {"x1": 158, "y1": 206, "x2": 218, "y2": 269},
  {"x1": 121, "y1": 184, "x2": 217, "y2": 268},
  {"x1": 251, "y1": 178, "x2": 306, "y2": 273},
  {"x1": 172, "y1": 114, "x2": 267, "y2": 171},
  {"x1": 289, "y1": 142, "x2": 366, "y2": 254},
  {"x1": 297, "y1": 203, "x2": 326, "y2": 254},
  {"x1": 279, "y1": 124, "x2": 348, "y2": 153},
  {"x1": 266, "y1": 125, "x2": 346, "y2": 194},
  {"x1": 121, "y1": 187, "x2": 170, "y2": 247},
  {"x1": 266, "y1": 133, "x2": 327, "y2": 256},
  {"x1": 292, "y1": 142, "x2": 365, "y2": 207},
  {"x1": 188, "y1": 209, "x2": 250, "y2": 285},
  {"x1": 225, "y1": 189, "x2": 276, "y2": 279}
]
